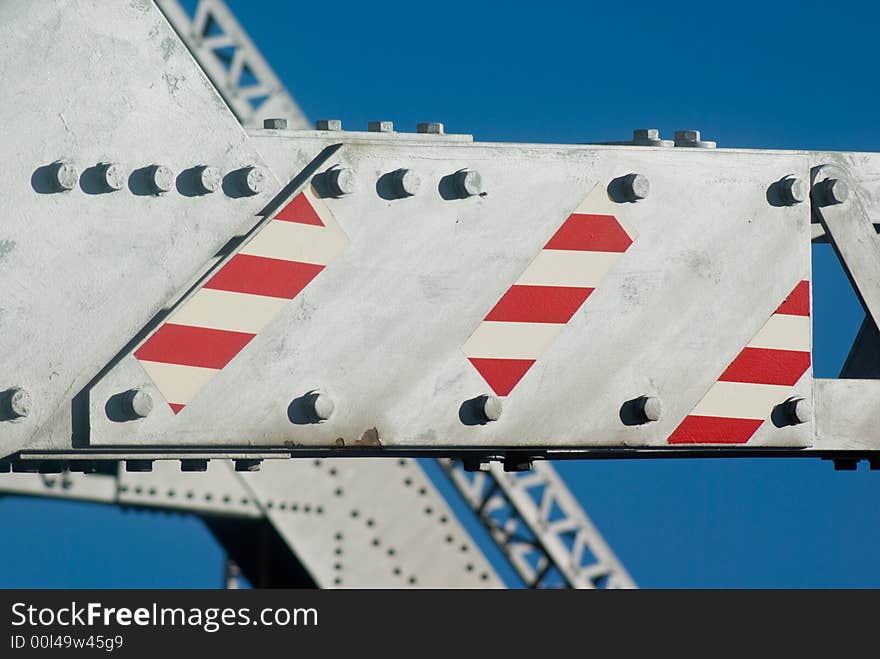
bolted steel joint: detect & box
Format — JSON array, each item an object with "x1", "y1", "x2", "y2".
[
  {"x1": 621, "y1": 173, "x2": 650, "y2": 201},
  {"x1": 778, "y1": 175, "x2": 807, "y2": 205},
  {"x1": 239, "y1": 166, "x2": 267, "y2": 196},
  {"x1": 631, "y1": 128, "x2": 673, "y2": 147},
  {"x1": 324, "y1": 167, "x2": 357, "y2": 197},
  {"x1": 815, "y1": 177, "x2": 849, "y2": 206},
  {"x1": 50, "y1": 161, "x2": 78, "y2": 191},
  {"x1": 480, "y1": 395, "x2": 502, "y2": 422},
  {"x1": 195, "y1": 165, "x2": 221, "y2": 194},
  {"x1": 316, "y1": 119, "x2": 342, "y2": 131},
  {"x1": 785, "y1": 396, "x2": 811, "y2": 425},
  {"x1": 2, "y1": 388, "x2": 32, "y2": 420},
  {"x1": 147, "y1": 164, "x2": 174, "y2": 194},
  {"x1": 674, "y1": 129, "x2": 716, "y2": 149},
  {"x1": 121, "y1": 388, "x2": 153, "y2": 420},
  {"x1": 417, "y1": 122, "x2": 444, "y2": 135},
  {"x1": 638, "y1": 396, "x2": 662, "y2": 423},
  {"x1": 368, "y1": 120, "x2": 394, "y2": 133},
  {"x1": 453, "y1": 169, "x2": 482, "y2": 198},
  {"x1": 263, "y1": 117, "x2": 288, "y2": 129},
  {"x1": 390, "y1": 168, "x2": 421, "y2": 197},
  {"x1": 308, "y1": 392, "x2": 335, "y2": 422},
  {"x1": 99, "y1": 163, "x2": 126, "y2": 192}
]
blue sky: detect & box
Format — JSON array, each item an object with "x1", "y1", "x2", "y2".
[{"x1": 2, "y1": 0, "x2": 879, "y2": 588}]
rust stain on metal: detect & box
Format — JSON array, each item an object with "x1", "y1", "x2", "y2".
[
  {"x1": 355, "y1": 427, "x2": 381, "y2": 447},
  {"x1": 335, "y1": 438, "x2": 345, "y2": 448}
]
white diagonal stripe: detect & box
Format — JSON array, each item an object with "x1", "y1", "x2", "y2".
[
  {"x1": 166, "y1": 288, "x2": 289, "y2": 335},
  {"x1": 462, "y1": 321, "x2": 564, "y2": 360},
  {"x1": 139, "y1": 361, "x2": 220, "y2": 406},
  {"x1": 240, "y1": 219, "x2": 348, "y2": 265},
  {"x1": 516, "y1": 250, "x2": 622, "y2": 288},
  {"x1": 572, "y1": 183, "x2": 618, "y2": 217},
  {"x1": 747, "y1": 314, "x2": 811, "y2": 352},
  {"x1": 691, "y1": 381, "x2": 792, "y2": 420}
]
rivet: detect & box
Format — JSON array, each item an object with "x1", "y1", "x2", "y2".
[
  {"x1": 3, "y1": 388, "x2": 32, "y2": 419},
  {"x1": 325, "y1": 167, "x2": 357, "y2": 196},
  {"x1": 638, "y1": 396, "x2": 662, "y2": 423},
  {"x1": 50, "y1": 161, "x2": 78, "y2": 191},
  {"x1": 195, "y1": 166, "x2": 221, "y2": 194},
  {"x1": 121, "y1": 389, "x2": 153, "y2": 419},
  {"x1": 786, "y1": 397, "x2": 811, "y2": 425},
  {"x1": 481, "y1": 395, "x2": 502, "y2": 422},
  {"x1": 390, "y1": 168, "x2": 421, "y2": 197},
  {"x1": 98, "y1": 163, "x2": 126, "y2": 192},
  {"x1": 621, "y1": 173, "x2": 649, "y2": 201},
  {"x1": 453, "y1": 169, "x2": 482, "y2": 197},
  {"x1": 368, "y1": 120, "x2": 394, "y2": 133},
  {"x1": 147, "y1": 164, "x2": 174, "y2": 194},
  {"x1": 316, "y1": 119, "x2": 342, "y2": 131},
  {"x1": 417, "y1": 122, "x2": 444, "y2": 135},
  {"x1": 239, "y1": 165, "x2": 267, "y2": 196},
  {"x1": 778, "y1": 176, "x2": 807, "y2": 205},
  {"x1": 263, "y1": 118, "x2": 288, "y2": 129},
  {"x1": 816, "y1": 178, "x2": 849, "y2": 206},
  {"x1": 310, "y1": 392, "x2": 334, "y2": 421}
]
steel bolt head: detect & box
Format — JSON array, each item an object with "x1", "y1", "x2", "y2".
[
  {"x1": 197, "y1": 166, "x2": 221, "y2": 194},
  {"x1": 316, "y1": 119, "x2": 342, "y2": 131},
  {"x1": 640, "y1": 396, "x2": 662, "y2": 422},
  {"x1": 326, "y1": 167, "x2": 357, "y2": 196},
  {"x1": 148, "y1": 165, "x2": 174, "y2": 194},
  {"x1": 239, "y1": 166, "x2": 267, "y2": 195},
  {"x1": 817, "y1": 178, "x2": 849, "y2": 205},
  {"x1": 674, "y1": 129, "x2": 716, "y2": 148},
  {"x1": 482, "y1": 395, "x2": 502, "y2": 422},
  {"x1": 453, "y1": 169, "x2": 482, "y2": 197},
  {"x1": 311, "y1": 393, "x2": 334, "y2": 421},
  {"x1": 263, "y1": 117, "x2": 288, "y2": 129},
  {"x1": 787, "y1": 397, "x2": 811, "y2": 425},
  {"x1": 100, "y1": 163, "x2": 126, "y2": 192},
  {"x1": 417, "y1": 122, "x2": 444, "y2": 135},
  {"x1": 122, "y1": 389, "x2": 153, "y2": 419},
  {"x1": 5, "y1": 388, "x2": 32, "y2": 419},
  {"x1": 779, "y1": 176, "x2": 807, "y2": 205},
  {"x1": 621, "y1": 173, "x2": 649, "y2": 201},
  {"x1": 390, "y1": 168, "x2": 421, "y2": 197},
  {"x1": 51, "y1": 161, "x2": 78, "y2": 191},
  {"x1": 369, "y1": 120, "x2": 394, "y2": 133}
]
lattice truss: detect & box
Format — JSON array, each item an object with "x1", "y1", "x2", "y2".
[{"x1": 441, "y1": 460, "x2": 636, "y2": 589}]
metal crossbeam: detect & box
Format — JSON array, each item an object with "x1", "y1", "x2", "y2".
[
  {"x1": 155, "y1": 0, "x2": 307, "y2": 129},
  {"x1": 441, "y1": 460, "x2": 636, "y2": 589}
]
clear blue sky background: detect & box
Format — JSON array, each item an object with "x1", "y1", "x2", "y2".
[{"x1": 2, "y1": 0, "x2": 879, "y2": 588}]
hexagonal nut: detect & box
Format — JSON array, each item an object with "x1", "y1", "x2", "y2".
[
  {"x1": 640, "y1": 396, "x2": 662, "y2": 422},
  {"x1": 51, "y1": 161, "x2": 78, "y2": 191},
  {"x1": 391, "y1": 168, "x2": 421, "y2": 197},
  {"x1": 263, "y1": 118, "x2": 288, "y2": 130},
  {"x1": 240, "y1": 166, "x2": 268, "y2": 196},
  {"x1": 100, "y1": 163, "x2": 126, "y2": 192},
  {"x1": 148, "y1": 165, "x2": 174, "y2": 194},
  {"x1": 481, "y1": 395, "x2": 502, "y2": 422},
  {"x1": 368, "y1": 120, "x2": 394, "y2": 133},
  {"x1": 325, "y1": 167, "x2": 357, "y2": 197},
  {"x1": 196, "y1": 166, "x2": 221, "y2": 194},
  {"x1": 453, "y1": 169, "x2": 482, "y2": 197},
  {"x1": 622, "y1": 173, "x2": 649, "y2": 201},
  {"x1": 817, "y1": 178, "x2": 849, "y2": 206},
  {"x1": 4, "y1": 388, "x2": 32, "y2": 419},
  {"x1": 779, "y1": 176, "x2": 807, "y2": 205},
  {"x1": 417, "y1": 122, "x2": 444, "y2": 135},
  {"x1": 122, "y1": 389, "x2": 153, "y2": 419},
  {"x1": 787, "y1": 397, "x2": 811, "y2": 425}
]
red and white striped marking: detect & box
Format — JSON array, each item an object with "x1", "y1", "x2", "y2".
[
  {"x1": 463, "y1": 184, "x2": 636, "y2": 396},
  {"x1": 134, "y1": 186, "x2": 348, "y2": 414},
  {"x1": 668, "y1": 280, "x2": 811, "y2": 444}
]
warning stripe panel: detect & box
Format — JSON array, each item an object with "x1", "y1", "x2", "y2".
[
  {"x1": 484, "y1": 285, "x2": 594, "y2": 324},
  {"x1": 139, "y1": 361, "x2": 220, "y2": 410},
  {"x1": 747, "y1": 314, "x2": 811, "y2": 352},
  {"x1": 516, "y1": 250, "x2": 623, "y2": 288},
  {"x1": 668, "y1": 416, "x2": 764, "y2": 445},
  {"x1": 134, "y1": 323, "x2": 255, "y2": 370},
  {"x1": 240, "y1": 219, "x2": 348, "y2": 265},
  {"x1": 462, "y1": 321, "x2": 564, "y2": 360},
  {"x1": 468, "y1": 358, "x2": 536, "y2": 397},
  {"x1": 718, "y1": 347, "x2": 811, "y2": 387},
  {"x1": 273, "y1": 192, "x2": 325, "y2": 226},
  {"x1": 204, "y1": 254, "x2": 325, "y2": 300},
  {"x1": 691, "y1": 380, "x2": 794, "y2": 420},
  {"x1": 167, "y1": 288, "x2": 289, "y2": 335},
  {"x1": 544, "y1": 214, "x2": 633, "y2": 253},
  {"x1": 775, "y1": 280, "x2": 810, "y2": 316}
]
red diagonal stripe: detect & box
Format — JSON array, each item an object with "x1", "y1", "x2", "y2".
[
  {"x1": 775, "y1": 280, "x2": 810, "y2": 316},
  {"x1": 544, "y1": 214, "x2": 632, "y2": 252},
  {"x1": 135, "y1": 323, "x2": 255, "y2": 370},
  {"x1": 203, "y1": 254, "x2": 324, "y2": 299},
  {"x1": 484, "y1": 285, "x2": 594, "y2": 323},
  {"x1": 668, "y1": 416, "x2": 763, "y2": 444},
  {"x1": 718, "y1": 347, "x2": 811, "y2": 386},
  {"x1": 274, "y1": 192, "x2": 324, "y2": 226},
  {"x1": 168, "y1": 403, "x2": 185, "y2": 415},
  {"x1": 468, "y1": 358, "x2": 535, "y2": 396}
]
